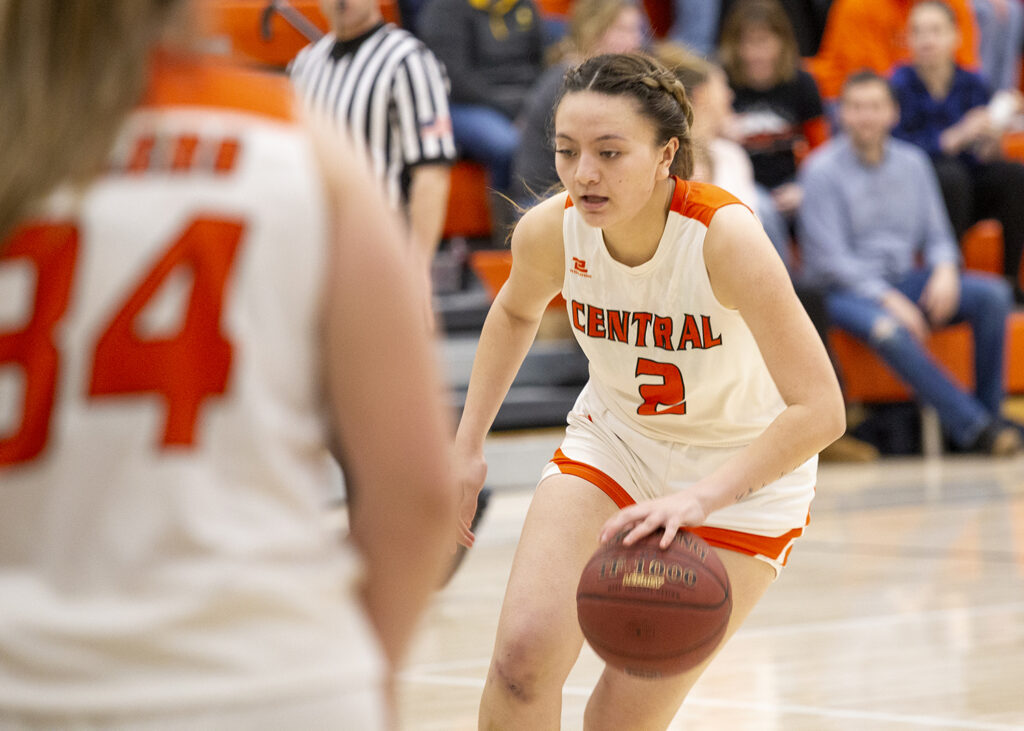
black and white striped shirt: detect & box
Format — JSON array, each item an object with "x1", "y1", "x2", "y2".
[{"x1": 289, "y1": 23, "x2": 457, "y2": 209}]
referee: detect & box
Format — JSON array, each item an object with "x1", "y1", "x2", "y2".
[{"x1": 289, "y1": 0, "x2": 457, "y2": 270}]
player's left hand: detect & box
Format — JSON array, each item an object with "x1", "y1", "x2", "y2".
[
  {"x1": 919, "y1": 263, "x2": 960, "y2": 328},
  {"x1": 598, "y1": 492, "x2": 709, "y2": 550}
]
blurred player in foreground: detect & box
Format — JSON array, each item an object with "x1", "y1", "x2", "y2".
[{"x1": 0, "y1": 1, "x2": 456, "y2": 728}]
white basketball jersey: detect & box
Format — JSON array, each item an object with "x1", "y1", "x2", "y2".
[
  {"x1": 0, "y1": 56, "x2": 381, "y2": 714},
  {"x1": 561, "y1": 179, "x2": 787, "y2": 448}
]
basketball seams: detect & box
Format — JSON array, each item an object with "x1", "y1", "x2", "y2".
[
  {"x1": 579, "y1": 619, "x2": 730, "y2": 662},
  {"x1": 576, "y1": 593, "x2": 731, "y2": 611}
]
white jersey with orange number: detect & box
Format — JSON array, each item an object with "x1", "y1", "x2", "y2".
[
  {"x1": 0, "y1": 55, "x2": 382, "y2": 715},
  {"x1": 562, "y1": 178, "x2": 789, "y2": 448}
]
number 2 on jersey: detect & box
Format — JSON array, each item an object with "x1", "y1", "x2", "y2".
[
  {"x1": 0, "y1": 218, "x2": 244, "y2": 467},
  {"x1": 635, "y1": 358, "x2": 687, "y2": 416}
]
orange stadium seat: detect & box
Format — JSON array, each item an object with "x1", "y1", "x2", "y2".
[
  {"x1": 642, "y1": 0, "x2": 672, "y2": 37},
  {"x1": 830, "y1": 313, "x2": 1024, "y2": 403},
  {"x1": 1002, "y1": 129, "x2": 1024, "y2": 164},
  {"x1": 534, "y1": 0, "x2": 574, "y2": 16},
  {"x1": 443, "y1": 161, "x2": 493, "y2": 240},
  {"x1": 468, "y1": 249, "x2": 565, "y2": 309},
  {"x1": 961, "y1": 219, "x2": 1004, "y2": 276},
  {"x1": 200, "y1": 0, "x2": 401, "y2": 68}
]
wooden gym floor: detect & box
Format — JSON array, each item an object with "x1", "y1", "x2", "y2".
[{"x1": 396, "y1": 429, "x2": 1024, "y2": 730}]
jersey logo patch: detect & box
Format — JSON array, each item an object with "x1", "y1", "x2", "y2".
[{"x1": 571, "y1": 257, "x2": 591, "y2": 278}]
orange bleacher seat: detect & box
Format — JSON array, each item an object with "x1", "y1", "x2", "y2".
[
  {"x1": 200, "y1": 0, "x2": 401, "y2": 68},
  {"x1": 443, "y1": 161, "x2": 493, "y2": 240},
  {"x1": 831, "y1": 312, "x2": 1024, "y2": 404},
  {"x1": 961, "y1": 219, "x2": 1004, "y2": 275},
  {"x1": 1003, "y1": 129, "x2": 1024, "y2": 163},
  {"x1": 468, "y1": 249, "x2": 564, "y2": 310},
  {"x1": 535, "y1": 0, "x2": 574, "y2": 16},
  {"x1": 643, "y1": 0, "x2": 672, "y2": 37}
]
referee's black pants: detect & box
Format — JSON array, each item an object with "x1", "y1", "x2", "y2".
[{"x1": 932, "y1": 154, "x2": 1024, "y2": 300}]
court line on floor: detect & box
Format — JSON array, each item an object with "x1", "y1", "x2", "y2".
[
  {"x1": 738, "y1": 599, "x2": 1024, "y2": 639},
  {"x1": 399, "y1": 673, "x2": 1023, "y2": 730},
  {"x1": 409, "y1": 600, "x2": 1024, "y2": 676},
  {"x1": 800, "y1": 538, "x2": 1022, "y2": 563}
]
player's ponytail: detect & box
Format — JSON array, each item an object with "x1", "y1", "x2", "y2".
[
  {"x1": 0, "y1": 0, "x2": 184, "y2": 244},
  {"x1": 557, "y1": 52, "x2": 696, "y2": 178}
]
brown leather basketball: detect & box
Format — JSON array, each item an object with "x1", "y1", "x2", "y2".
[{"x1": 576, "y1": 529, "x2": 732, "y2": 678}]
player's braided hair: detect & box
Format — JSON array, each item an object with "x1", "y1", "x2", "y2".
[{"x1": 557, "y1": 53, "x2": 695, "y2": 178}]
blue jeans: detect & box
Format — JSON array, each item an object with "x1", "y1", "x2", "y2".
[
  {"x1": 826, "y1": 269, "x2": 1013, "y2": 448},
  {"x1": 973, "y1": 0, "x2": 1023, "y2": 91},
  {"x1": 450, "y1": 104, "x2": 520, "y2": 193}
]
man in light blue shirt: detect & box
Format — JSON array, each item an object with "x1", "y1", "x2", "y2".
[{"x1": 797, "y1": 70, "x2": 1020, "y2": 455}]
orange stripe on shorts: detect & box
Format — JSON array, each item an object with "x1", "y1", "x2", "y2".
[
  {"x1": 690, "y1": 520, "x2": 808, "y2": 566},
  {"x1": 551, "y1": 446, "x2": 810, "y2": 566},
  {"x1": 551, "y1": 449, "x2": 635, "y2": 508}
]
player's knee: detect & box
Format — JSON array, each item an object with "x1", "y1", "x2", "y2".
[
  {"x1": 868, "y1": 315, "x2": 903, "y2": 346},
  {"x1": 980, "y1": 277, "x2": 1013, "y2": 314},
  {"x1": 490, "y1": 653, "x2": 538, "y2": 703},
  {"x1": 489, "y1": 632, "x2": 549, "y2": 703}
]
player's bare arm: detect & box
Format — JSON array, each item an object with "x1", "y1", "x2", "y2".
[
  {"x1": 602, "y1": 204, "x2": 845, "y2": 547},
  {"x1": 699, "y1": 204, "x2": 845, "y2": 503}
]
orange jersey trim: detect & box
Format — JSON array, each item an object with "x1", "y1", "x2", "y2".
[
  {"x1": 142, "y1": 51, "x2": 296, "y2": 122},
  {"x1": 675, "y1": 178, "x2": 749, "y2": 227},
  {"x1": 564, "y1": 177, "x2": 746, "y2": 226}
]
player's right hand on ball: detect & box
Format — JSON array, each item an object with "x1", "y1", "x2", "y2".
[
  {"x1": 599, "y1": 492, "x2": 709, "y2": 549},
  {"x1": 453, "y1": 444, "x2": 487, "y2": 549}
]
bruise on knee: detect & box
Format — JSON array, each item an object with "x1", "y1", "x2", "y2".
[
  {"x1": 492, "y1": 654, "x2": 537, "y2": 703},
  {"x1": 869, "y1": 314, "x2": 900, "y2": 345}
]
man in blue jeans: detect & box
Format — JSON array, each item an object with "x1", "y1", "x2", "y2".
[{"x1": 797, "y1": 70, "x2": 1021, "y2": 456}]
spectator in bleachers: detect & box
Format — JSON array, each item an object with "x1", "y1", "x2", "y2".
[
  {"x1": 397, "y1": 0, "x2": 428, "y2": 34},
  {"x1": 891, "y1": 0, "x2": 1024, "y2": 300},
  {"x1": 972, "y1": 0, "x2": 1023, "y2": 91},
  {"x1": 289, "y1": 0, "x2": 457, "y2": 272},
  {"x1": 809, "y1": 0, "x2": 979, "y2": 102},
  {"x1": 668, "y1": 0, "x2": 722, "y2": 56},
  {"x1": 719, "y1": 0, "x2": 828, "y2": 258},
  {"x1": 655, "y1": 44, "x2": 759, "y2": 210},
  {"x1": 667, "y1": 40, "x2": 880, "y2": 462},
  {"x1": 419, "y1": 0, "x2": 545, "y2": 207},
  {"x1": 721, "y1": 0, "x2": 834, "y2": 57},
  {"x1": 511, "y1": 0, "x2": 647, "y2": 204},
  {"x1": 797, "y1": 70, "x2": 1021, "y2": 456}
]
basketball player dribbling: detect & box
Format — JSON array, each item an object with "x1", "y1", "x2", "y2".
[
  {"x1": 453, "y1": 53, "x2": 845, "y2": 729},
  {"x1": 0, "y1": 1, "x2": 456, "y2": 729}
]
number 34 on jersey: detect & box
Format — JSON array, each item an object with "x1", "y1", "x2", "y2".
[{"x1": 0, "y1": 217, "x2": 245, "y2": 467}]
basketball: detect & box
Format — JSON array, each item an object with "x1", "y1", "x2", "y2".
[{"x1": 576, "y1": 529, "x2": 732, "y2": 678}]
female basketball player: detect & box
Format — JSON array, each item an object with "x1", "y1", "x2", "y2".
[
  {"x1": 453, "y1": 53, "x2": 845, "y2": 729},
  {"x1": 0, "y1": 1, "x2": 455, "y2": 728}
]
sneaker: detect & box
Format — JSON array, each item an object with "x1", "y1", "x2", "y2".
[
  {"x1": 989, "y1": 426, "x2": 1024, "y2": 456},
  {"x1": 972, "y1": 423, "x2": 1024, "y2": 456}
]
